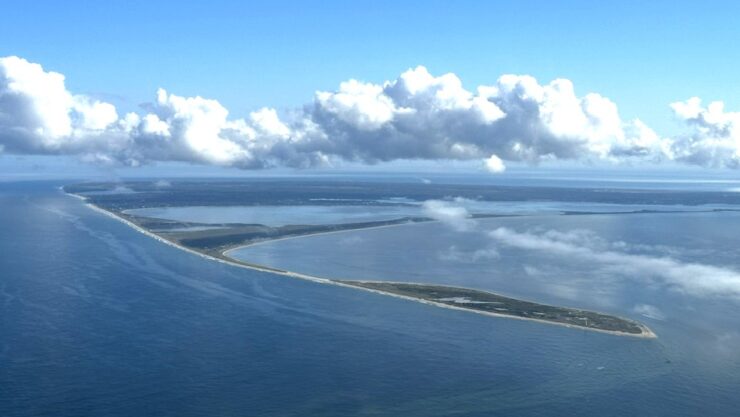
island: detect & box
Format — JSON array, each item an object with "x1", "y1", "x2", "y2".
[
  {"x1": 63, "y1": 181, "x2": 657, "y2": 338},
  {"x1": 337, "y1": 281, "x2": 654, "y2": 337}
]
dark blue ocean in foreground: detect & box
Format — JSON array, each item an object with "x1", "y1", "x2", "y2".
[{"x1": 1, "y1": 181, "x2": 739, "y2": 416}]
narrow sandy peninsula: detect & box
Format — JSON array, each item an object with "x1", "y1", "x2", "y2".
[{"x1": 64, "y1": 188, "x2": 656, "y2": 339}]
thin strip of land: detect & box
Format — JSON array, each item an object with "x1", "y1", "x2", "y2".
[
  {"x1": 338, "y1": 281, "x2": 655, "y2": 337},
  {"x1": 64, "y1": 189, "x2": 656, "y2": 338}
]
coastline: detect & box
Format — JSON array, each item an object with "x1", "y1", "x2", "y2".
[
  {"x1": 340, "y1": 280, "x2": 657, "y2": 339},
  {"x1": 67, "y1": 190, "x2": 656, "y2": 339}
]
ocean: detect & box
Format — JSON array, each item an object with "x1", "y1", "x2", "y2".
[{"x1": 1, "y1": 180, "x2": 739, "y2": 416}]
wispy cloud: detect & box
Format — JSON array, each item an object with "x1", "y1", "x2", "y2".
[
  {"x1": 489, "y1": 227, "x2": 740, "y2": 299},
  {"x1": 438, "y1": 245, "x2": 499, "y2": 263},
  {"x1": 633, "y1": 304, "x2": 666, "y2": 321}
]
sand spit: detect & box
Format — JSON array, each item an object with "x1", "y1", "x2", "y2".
[{"x1": 66, "y1": 191, "x2": 656, "y2": 339}]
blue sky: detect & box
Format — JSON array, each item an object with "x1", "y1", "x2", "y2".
[
  {"x1": 4, "y1": 0, "x2": 739, "y2": 129},
  {"x1": 2, "y1": 1, "x2": 740, "y2": 177}
]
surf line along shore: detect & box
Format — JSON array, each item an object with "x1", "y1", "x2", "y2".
[{"x1": 66, "y1": 190, "x2": 656, "y2": 339}]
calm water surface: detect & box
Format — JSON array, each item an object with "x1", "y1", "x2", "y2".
[
  {"x1": 126, "y1": 201, "x2": 739, "y2": 227},
  {"x1": 1, "y1": 182, "x2": 739, "y2": 416},
  {"x1": 125, "y1": 205, "x2": 421, "y2": 226}
]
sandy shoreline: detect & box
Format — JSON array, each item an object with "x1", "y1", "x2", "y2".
[
  {"x1": 66, "y1": 190, "x2": 656, "y2": 339},
  {"x1": 342, "y1": 281, "x2": 657, "y2": 339}
]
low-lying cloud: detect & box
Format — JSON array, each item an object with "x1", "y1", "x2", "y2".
[
  {"x1": 489, "y1": 227, "x2": 740, "y2": 299},
  {"x1": 421, "y1": 199, "x2": 476, "y2": 231},
  {"x1": 2, "y1": 55, "x2": 738, "y2": 170},
  {"x1": 633, "y1": 304, "x2": 666, "y2": 321},
  {"x1": 438, "y1": 245, "x2": 500, "y2": 263}
]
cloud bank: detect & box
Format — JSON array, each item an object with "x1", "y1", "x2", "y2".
[{"x1": 1, "y1": 55, "x2": 738, "y2": 170}]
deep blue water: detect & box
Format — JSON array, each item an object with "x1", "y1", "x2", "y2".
[{"x1": 1, "y1": 181, "x2": 739, "y2": 416}]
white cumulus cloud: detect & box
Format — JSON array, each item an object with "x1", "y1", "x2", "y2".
[
  {"x1": 670, "y1": 97, "x2": 740, "y2": 168},
  {"x1": 3, "y1": 55, "x2": 740, "y2": 170},
  {"x1": 484, "y1": 154, "x2": 506, "y2": 173},
  {"x1": 422, "y1": 199, "x2": 476, "y2": 231},
  {"x1": 0, "y1": 56, "x2": 125, "y2": 155}
]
